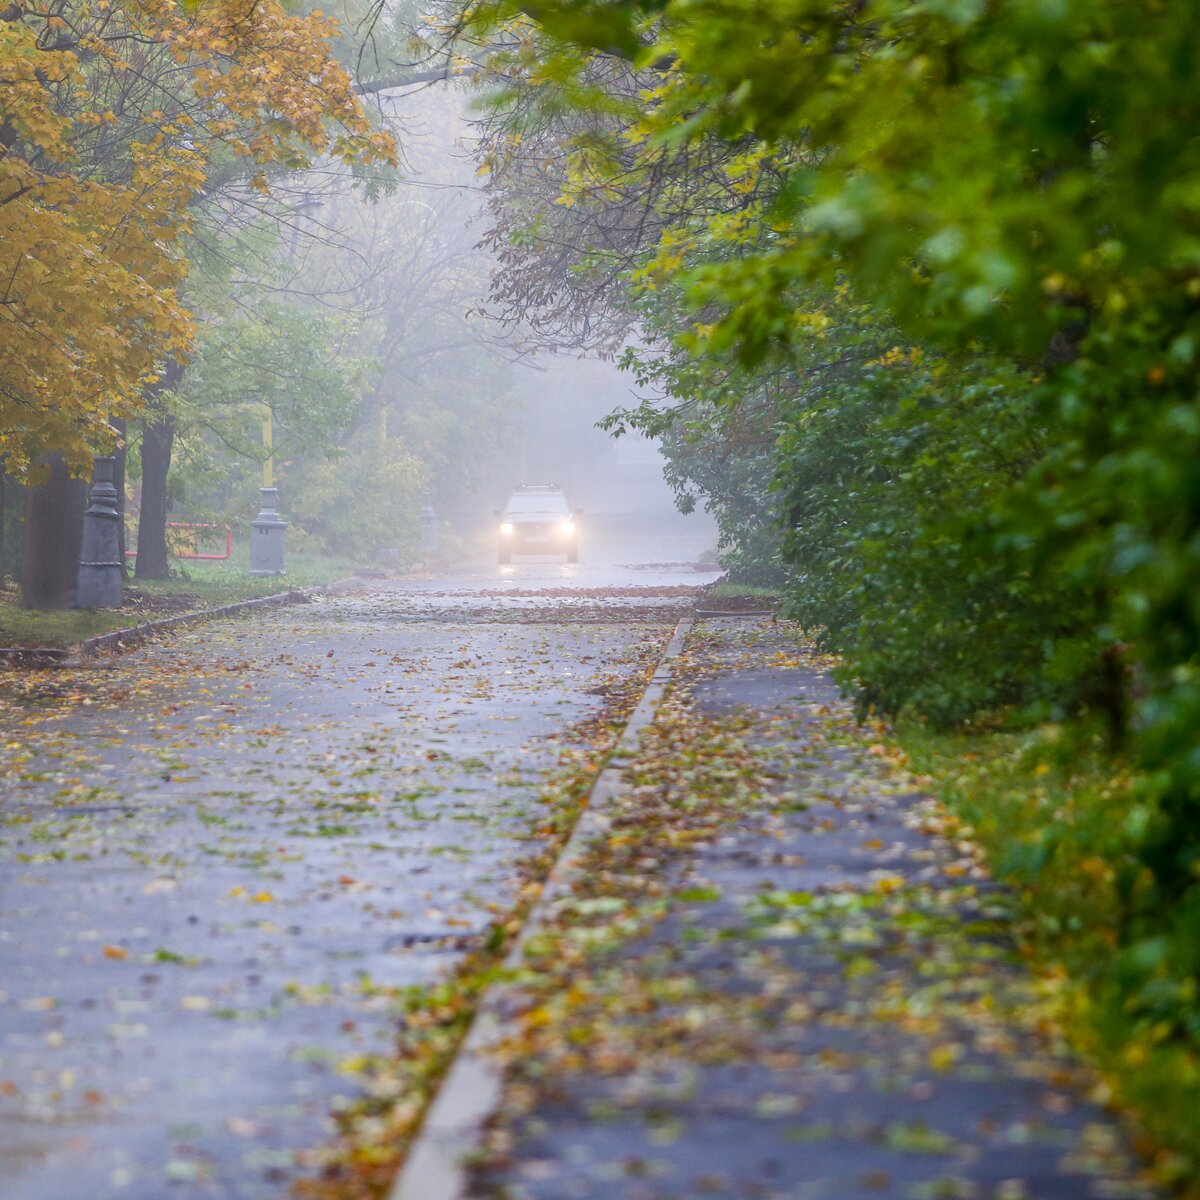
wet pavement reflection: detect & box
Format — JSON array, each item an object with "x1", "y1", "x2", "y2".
[{"x1": 0, "y1": 522, "x2": 718, "y2": 1199}]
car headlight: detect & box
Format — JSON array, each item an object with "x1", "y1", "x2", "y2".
[
  {"x1": 559, "y1": 521, "x2": 575, "y2": 534},
  {"x1": 500, "y1": 522, "x2": 514, "y2": 535}
]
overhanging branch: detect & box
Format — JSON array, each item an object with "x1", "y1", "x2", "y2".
[{"x1": 353, "y1": 65, "x2": 477, "y2": 95}]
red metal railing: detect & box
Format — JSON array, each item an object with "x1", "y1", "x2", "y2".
[{"x1": 125, "y1": 523, "x2": 233, "y2": 561}]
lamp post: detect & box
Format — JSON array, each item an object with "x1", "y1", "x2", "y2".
[
  {"x1": 249, "y1": 403, "x2": 287, "y2": 576},
  {"x1": 77, "y1": 456, "x2": 124, "y2": 607},
  {"x1": 247, "y1": 190, "x2": 326, "y2": 577}
]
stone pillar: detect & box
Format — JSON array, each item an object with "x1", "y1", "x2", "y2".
[
  {"x1": 77, "y1": 456, "x2": 124, "y2": 608},
  {"x1": 249, "y1": 487, "x2": 287, "y2": 576}
]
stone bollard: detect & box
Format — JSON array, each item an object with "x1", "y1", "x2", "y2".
[
  {"x1": 77, "y1": 456, "x2": 124, "y2": 609},
  {"x1": 250, "y1": 487, "x2": 287, "y2": 576}
]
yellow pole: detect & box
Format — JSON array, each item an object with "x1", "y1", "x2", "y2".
[{"x1": 263, "y1": 403, "x2": 273, "y2": 489}]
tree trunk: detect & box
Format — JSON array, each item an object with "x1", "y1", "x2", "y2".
[
  {"x1": 134, "y1": 359, "x2": 184, "y2": 581},
  {"x1": 111, "y1": 418, "x2": 127, "y2": 573},
  {"x1": 0, "y1": 466, "x2": 6, "y2": 585},
  {"x1": 20, "y1": 455, "x2": 87, "y2": 610},
  {"x1": 135, "y1": 413, "x2": 175, "y2": 580}
]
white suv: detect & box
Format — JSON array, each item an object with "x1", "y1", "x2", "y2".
[{"x1": 496, "y1": 485, "x2": 580, "y2": 564}]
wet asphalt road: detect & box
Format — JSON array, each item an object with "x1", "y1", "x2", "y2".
[{"x1": 0, "y1": 522, "x2": 718, "y2": 1200}]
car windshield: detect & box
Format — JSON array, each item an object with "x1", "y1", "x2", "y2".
[{"x1": 506, "y1": 492, "x2": 569, "y2": 515}]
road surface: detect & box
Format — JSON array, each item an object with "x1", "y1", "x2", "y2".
[{"x1": 0, "y1": 519, "x2": 718, "y2": 1199}]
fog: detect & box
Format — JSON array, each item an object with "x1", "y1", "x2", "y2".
[
  {"x1": 509, "y1": 355, "x2": 709, "y2": 521},
  {"x1": 233, "y1": 78, "x2": 717, "y2": 562}
]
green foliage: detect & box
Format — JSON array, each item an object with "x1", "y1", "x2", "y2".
[
  {"x1": 287, "y1": 426, "x2": 425, "y2": 561},
  {"x1": 659, "y1": 398, "x2": 783, "y2": 586},
  {"x1": 775, "y1": 331, "x2": 1114, "y2": 729},
  {"x1": 900, "y1": 723, "x2": 1200, "y2": 1189},
  {"x1": 292, "y1": 175, "x2": 524, "y2": 535},
  {"x1": 604, "y1": 378, "x2": 785, "y2": 586},
  {"x1": 151, "y1": 214, "x2": 368, "y2": 531},
  {"x1": 464, "y1": 0, "x2": 1200, "y2": 1170}
]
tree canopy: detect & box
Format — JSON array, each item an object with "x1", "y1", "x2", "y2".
[
  {"x1": 0, "y1": 0, "x2": 396, "y2": 475},
  {"x1": 461, "y1": 0, "x2": 1200, "y2": 1134}
]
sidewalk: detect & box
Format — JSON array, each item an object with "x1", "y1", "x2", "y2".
[{"x1": 460, "y1": 617, "x2": 1153, "y2": 1200}]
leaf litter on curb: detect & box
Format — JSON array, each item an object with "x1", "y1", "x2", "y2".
[
  {"x1": 289, "y1": 621, "x2": 675, "y2": 1200},
  {"x1": 446, "y1": 620, "x2": 1158, "y2": 1200}
]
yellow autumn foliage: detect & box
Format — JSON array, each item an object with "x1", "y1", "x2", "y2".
[{"x1": 0, "y1": 0, "x2": 396, "y2": 475}]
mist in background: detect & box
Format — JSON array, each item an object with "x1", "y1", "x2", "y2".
[
  {"x1": 310, "y1": 81, "x2": 717, "y2": 559},
  {"x1": 505, "y1": 356, "x2": 714, "y2": 533}
]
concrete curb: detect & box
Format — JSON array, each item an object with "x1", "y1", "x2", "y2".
[
  {"x1": 388, "y1": 617, "x2": 694, "y2": 1200},
  {"x1": 73, "y1": 577, "x2": 358, "y2": 660}
]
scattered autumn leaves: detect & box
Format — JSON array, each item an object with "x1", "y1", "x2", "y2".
[{"x1": 291, "y1": 626, "x2": 672, "y2": 1200}]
